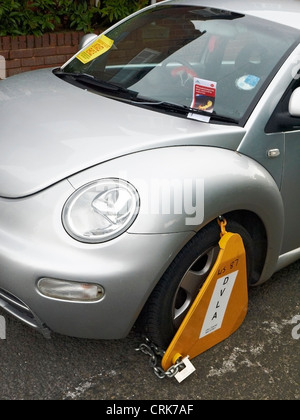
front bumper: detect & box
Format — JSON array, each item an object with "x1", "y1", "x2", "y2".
[{"x1": 0, "y1": 180, "x2": 192, "y2": 339}]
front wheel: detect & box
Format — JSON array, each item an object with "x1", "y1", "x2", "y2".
[{"x1": 139, "y1": 219, "x2": 253, "y2": 349}]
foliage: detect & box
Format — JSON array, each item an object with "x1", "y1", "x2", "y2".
[
  {"x1": 0, "y1": 0, "x2": 56, "y2": 36},
  {"x1": 0, "y1": 0, "x2": 151, "y2": 36},
  {"x1": 99, "y1": 0, "x2": 149, "y2": 23}
]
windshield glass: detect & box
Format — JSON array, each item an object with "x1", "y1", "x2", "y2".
[{"x1": 61, "y1": 4, "x2": 299, "y2": 123}]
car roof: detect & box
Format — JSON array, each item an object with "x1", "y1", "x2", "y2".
[{"x1": 162, "y1": 0, "x2": 300, "y2": 30}]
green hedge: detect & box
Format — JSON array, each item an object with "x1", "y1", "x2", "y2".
[{"x1": 0, "y1": 0, "x2": 150, "y2": 36}]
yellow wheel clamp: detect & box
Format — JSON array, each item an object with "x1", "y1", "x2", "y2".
[{"x1": 161, "y1": 218, "x2": 248, "y2": 382}]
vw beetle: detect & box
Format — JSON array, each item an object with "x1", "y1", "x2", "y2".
[{"x1": 0, "y1": 0, "x2": 300, "y2": 348}]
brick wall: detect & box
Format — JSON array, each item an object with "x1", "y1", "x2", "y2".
[
  {"x1": 0, "y1": 2, "x2": 165, "y2": 78},
  {"x1": 0, "y1": 32, "x2": 86, "y2": 78}
]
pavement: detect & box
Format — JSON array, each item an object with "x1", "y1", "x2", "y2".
[{"x1": 0, "y1": 260, "x2": 299, "y2": 401}]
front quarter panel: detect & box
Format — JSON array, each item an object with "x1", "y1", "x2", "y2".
[
  {"x1": 68, "y1": 146, "x2": 284, "y2": 282},
  {"x1": 0, "y1": 146, "x2": 284, "y2": 339}
]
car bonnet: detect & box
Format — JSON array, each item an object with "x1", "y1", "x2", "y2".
[{"x1": 0, "y1": 68, "x2": 245, "y2": 198}]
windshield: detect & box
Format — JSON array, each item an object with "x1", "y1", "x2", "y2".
[{"x1": 61, "y1": 4, "x2": 299, "y2": 124}]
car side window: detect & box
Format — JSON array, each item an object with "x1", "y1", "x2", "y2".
[{"x1": 265, "y1": 78, "x2": 300, "y2": 133}]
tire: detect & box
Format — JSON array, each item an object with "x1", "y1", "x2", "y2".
[{"x1": 139, "y1": 219, "x2": 254, "y2": 349}]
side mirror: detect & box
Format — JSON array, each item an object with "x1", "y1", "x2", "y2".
[
  {"x1": 266, "y1": 86, "x2": 300, "y2": 132},
  {"x1": 79, "y1": 34, "x2": 98, "y2": 50},
  {"x1": 289, "y1": 87, "x2": 300, "y2": 117}
]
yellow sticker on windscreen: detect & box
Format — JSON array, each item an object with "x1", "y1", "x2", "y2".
[{"x1": 76, "y1": 35, "x2": 114, "y2": 64}]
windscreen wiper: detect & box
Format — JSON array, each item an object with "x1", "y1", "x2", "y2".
[
  {"x1": 146, "y1": 101, "x2": 239, "y2": 124},
  {"x1": 53, "y1": 69, "x2": 139, "y2": 99},
  {"x1": 53, "y1": 69, "x2": 239, "y2": 124}
]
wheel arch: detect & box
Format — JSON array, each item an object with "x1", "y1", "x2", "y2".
[
  {"x1": 68, "y1": 145, "x2": 284, "y2": 285},
  {"x1": 211, "y1": 210, "x2": 268, "y2": 285},
  {"x1": 123, "y1": 146, "x2": 285, "y2": 285}
]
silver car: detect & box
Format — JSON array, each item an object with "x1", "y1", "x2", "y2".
[{"x1": 0, "y1": 0, "x2": 300, "y2": 348}]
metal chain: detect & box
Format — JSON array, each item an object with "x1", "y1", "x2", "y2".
[
  {"x1": 135, "y1": 337, "x2": 186, "y2": 379},
  {"x1": 137, "y1": 217, "x2": 228, "y2": 380}
]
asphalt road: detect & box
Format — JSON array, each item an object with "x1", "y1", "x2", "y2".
[{"x1": 0, "y1": 260, "x2": 299, "y2": 401}]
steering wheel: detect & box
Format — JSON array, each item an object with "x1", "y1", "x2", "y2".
[{"x1": 162, "y1": 59, "x2": 198, "y2": 87}]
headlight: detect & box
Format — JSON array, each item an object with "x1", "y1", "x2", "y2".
[{"x1": 62, "y1": 178, "x2": 139, "y2": 243}]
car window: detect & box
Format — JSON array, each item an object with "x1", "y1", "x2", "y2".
[
  {"x1": 265, "y1": 77, "x2": 300, "y2": 133},
  {"x1": 61, "y1": 5, "x2": 299, "y2": 125}
]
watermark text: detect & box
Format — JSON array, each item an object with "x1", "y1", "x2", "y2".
[
  {"x1": 291, "y1": 315, "x2": 300, "y2": 340},
  {"x1": 0, "y1": 55, "x2": 6, "y2": 80},
  {"x1": 123, "y1": 175, "x2": 205, "y2": 226},
  {"x1": 0, "y1": 315, "x2": 6, "y2": 340}
]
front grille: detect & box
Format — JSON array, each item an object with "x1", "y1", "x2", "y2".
[{"x1": 0, "y1": 288, "x2": 51, "y2": 338}]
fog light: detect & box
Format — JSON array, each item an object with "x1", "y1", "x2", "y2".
[{"x1": 37, "y1": 278, "x2": 104, "y2": 302}]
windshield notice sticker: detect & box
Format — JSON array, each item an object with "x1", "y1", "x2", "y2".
[
  {"x1": 189, "y1": 78, "x2": 217, "y2": 122},
  {"x1": 236, "y1": 74, "x2": 260, "y2": 91},
  {"x1": 76, "y1": 35, "x2": 114, "y2": 64}
]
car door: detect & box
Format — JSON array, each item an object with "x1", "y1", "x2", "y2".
[
  {"x1": 265, "y1": 77, "x2": 300, "y2": 254},
  {"x1": 280, "y1": 129, "x2": 300, "y2": 253}
]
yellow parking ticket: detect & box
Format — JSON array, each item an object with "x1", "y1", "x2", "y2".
[{"x1": 76, "y1": 35, "x2": 114, "y2": 64}]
